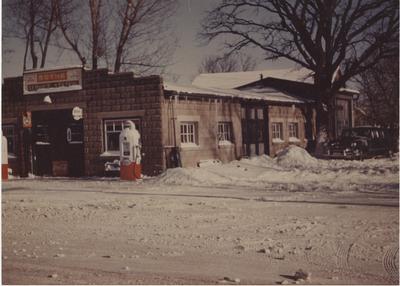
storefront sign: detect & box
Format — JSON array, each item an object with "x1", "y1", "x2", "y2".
[
  {"x1": 22, "y1": 111, "x2": 32, "y2": 128},
  {"x1": 23, "y1": 67, "x2": 82, "y2": 95},
  {"x1": 72, "y1": 106, "x2": 83, "y2": 120}
]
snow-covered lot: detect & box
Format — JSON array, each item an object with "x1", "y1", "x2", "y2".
[{"x1": 2, "y1": 146, "x2": 399, "y2": 284}]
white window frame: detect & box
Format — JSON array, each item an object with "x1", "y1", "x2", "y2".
[
  {"x1": 288, "y1": 122, "x2": 299, "y2": 141},
  {"x1": 180, "y1": 121, "x2": 198, "y2": 147},
  {"x1": 103, "y1": 118, "x2": 140, "y2": 156},
  {"x1": 218, "y1": 122, "x2": 233, "y2": 145},
  {"x1": 271, "y1": 122, "x2": 284, "y2": 143}
]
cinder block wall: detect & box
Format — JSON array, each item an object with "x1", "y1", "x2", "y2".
[
  {"x1": 2, "y1": 69, "x2": 165, "y2": 177},
  {"x1": 161, "y1": 96, "x2": 243, "y2": 168}
]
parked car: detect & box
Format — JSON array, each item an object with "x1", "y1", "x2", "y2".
[{"x1": 327, "y1": 126, "x2": 395, "y2": 159}]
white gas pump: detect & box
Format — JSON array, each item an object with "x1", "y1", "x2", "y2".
[
  {"x1": 2, "y1": 132, "x2": 8, "y2": 180},
  {"x1": 119, "y1": 120, "x2": 141, "y2": 180}
]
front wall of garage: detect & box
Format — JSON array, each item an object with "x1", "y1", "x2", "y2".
[{"x1": 2, "y1": 69, "x2": 165, "y2": 177}]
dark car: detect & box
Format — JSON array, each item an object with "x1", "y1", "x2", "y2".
[{"x1": 327, "y1": 126, "x2": 394, "y2": 159}]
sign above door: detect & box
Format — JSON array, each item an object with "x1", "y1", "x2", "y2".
[{"x1": 23, "y1": 66, "x2": 83, "y2": 95}]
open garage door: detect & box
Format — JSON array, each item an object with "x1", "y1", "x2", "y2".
[{"x1": 32, "y1": 109, "x2": 84, "y2": 177}]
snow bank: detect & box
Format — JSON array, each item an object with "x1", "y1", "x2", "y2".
[
  {"x1": 239, "y1": 155, "x2": 275, "y2": 168},
  {"x1": 152, "y1": 146, "x2": 399, "y2": 193},
  {"x1": 157, "y1": 167, "x2": 231, "y2": 186},
  {"x1": 276, "y1": 145, "x2": 319, "y2": 168}
]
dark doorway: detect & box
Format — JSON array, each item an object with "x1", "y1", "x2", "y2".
[
  {"x1": 242, "y1": 105, "x2": 269, "y2": 157},
  {"x1": 32, "y1": 109, "x2": 84, "y2": 177}
]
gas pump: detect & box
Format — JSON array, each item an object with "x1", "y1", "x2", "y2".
[
  {"x1": 119, "y1": 120, "x2": 142, "y2": 180},
  {"x1": 2, "y1": 133, "x2": 8, "y2": 180}
]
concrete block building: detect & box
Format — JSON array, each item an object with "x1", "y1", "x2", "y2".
[{"x1": 2, "y1": 66, "x2": 357, "y2": 177}]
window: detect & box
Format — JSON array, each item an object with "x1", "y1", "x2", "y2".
[
  {"x1": 271, "y1": 122, "x2": 283, "y2": 142},
  {"x1": 218, "y1": 122, "x2": 233, "y2": 144},
  {"x1": 2, "y1": 125, "x2": 15, "y2": 155},
  {"x1": 67, "y1": 122, "x2": 83, "y2": 144},
  {"x1": 35, "y1": 124, "x2": 50, "y2": 144},
  {"x1": 103, "y1": 118, "x2": 140, "y2": 153},
  {"x1": 288, "y1": 122, "x2": 299, "y2": 138},
  {"x1": 180, "y1": 122, "x2": 198, "y2": 146}
]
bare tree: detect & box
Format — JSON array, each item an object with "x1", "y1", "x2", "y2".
[
  {"x1": 4, "y1": 0, "x2": 58, "y2": 70},
  {"x1": 112, "y1": 0, "x2": 179, "y2": 74},
  {"x1": 89, "y1": 0, "x2": 103, "y2": 70},
  {"x1": 357, "y1": 54, "x2": 399, "y2": 128},
  {"x1": 198, "y1": 53, "x2": 257, "y2": 73},
  {"x1": 200, "y1": 0, "x2": 398, "y2": 147},
  {"x1": 38, "y1": 0, "x2": 58, "y2": 68},
  {"x1": 55, "y1": 0, "x2": 104, "y2": 69},
  {"x1": 5, "y1": 0, "x2": 178, "y2": 73},
  {"x1": 239, "y1": 53, "x2": 257, "y2": 72},
  {"x1": 54, "y1": 0, "x2": 178, "y2": 73}
]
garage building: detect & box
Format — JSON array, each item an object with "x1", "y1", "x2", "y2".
[{"x1": 2, "y1": 66, "x2": 357, "y2": 177}]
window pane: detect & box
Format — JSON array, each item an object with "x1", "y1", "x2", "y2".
[
  {"x1": 115, "y1": 124, "x2": 122, "y2": 131},
  {"x1": 106, "y1": 124, "x2": 114, "y2": 132},
  {"x1": 250, "y1": 109, "x2": 255, "y2": 119},
  {"x1": 289, "y1": 123, "x2": 298, "y2": 138},
  {"x1": 180, "y1": 122, "x2": 197, "y2": 145},
  {"x1": 218, "y1": 122, "x2": 233, "y2": 142},
  {"x1": 107, "y1": 133, "x2": 120, "y2": 151},
  {"x1": 272, "y1": 123, "x2": 283, "y2": 139},
  {"x1": 257, "y1": 109, "x2": 264, "y2": 119}
]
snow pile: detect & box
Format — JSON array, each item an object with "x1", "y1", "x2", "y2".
[
  {"x1": 157, "y1": 167, "x2": 231, "y2": 186},
  {"x1": 276, "y1": 145, "x2": 319, "y2": 168},
  {"x1": 152, "y1": 146, "x2": 398, "y2": 193},
  {"x1": 239, "y1": 155, "x2": 276, "y2": 168}
]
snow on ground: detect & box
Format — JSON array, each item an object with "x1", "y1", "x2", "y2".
[
  {"x1": 153, "y1": 145, "x2": 399, "y2": 194},
  {"x1": 2, "y1": 146, "x2": 399, "y2": 284}
]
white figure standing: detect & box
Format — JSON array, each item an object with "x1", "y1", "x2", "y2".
[{"x1": 119, "y1": 120, "x2": 141, "y2": 165}]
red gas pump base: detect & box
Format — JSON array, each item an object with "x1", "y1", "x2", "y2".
[
  {"x1": 120, "y1": 163, "x2": 141, "y2": 181},
  {"x1": 2, "y1": 164, "x2": 8, "y2": 181}
]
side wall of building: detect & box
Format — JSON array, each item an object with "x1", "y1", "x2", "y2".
[
  {"x1": 267, "y1": 104, "x2": 310, "y2": 156},
  {"x1": 2, "y1": 69, "x2": 165, "y2": 177},
  {"x1": 161, "y1": 96, "x2": 243, "y2": 168}
]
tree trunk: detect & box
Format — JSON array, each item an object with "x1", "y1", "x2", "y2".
[
  {"x1": 29, "y1": 0, "x2": 38, "y2": 69},
  {"x1": 314, "y1": 100, "x2": 330, "y2": 156},
  {"x1": 313, "y1": 75, "x2": 335, "y2": 156},
  {"x1": 23, "y1": 36, "x2": 29, "y2": 71},
  {"x1": 89, "y1": 0, "x2": 103, "y2": 70},
  {"x1": 92, "y1": 47, "x2": 98, "y2": 70},
  {"x1": 114, "y1": 49, "x2": 122, "y2": 73},
  {"x1": 40, "y1": 1, "x2": 56, "y2": 68}
]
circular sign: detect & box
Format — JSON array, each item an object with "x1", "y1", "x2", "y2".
[{"x1": 72, "y1": 106, "x2": 83, "y2": 120}]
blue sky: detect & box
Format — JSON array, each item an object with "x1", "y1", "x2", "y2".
[{"x1": 2, "y1": 0, "x2": 292, "y2": 83}]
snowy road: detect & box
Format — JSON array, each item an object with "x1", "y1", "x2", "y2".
[{"x1": 2, "y1": 147, "x2": 399, "y2": 284}]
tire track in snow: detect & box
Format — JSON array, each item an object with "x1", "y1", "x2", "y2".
[
  {"x1": 334, "y1": 225, "x2": 371, "y2": 273},
  {"x1": 382, "y1": 246, "x2": 399, "y2": 283},
  {"x1": 335, "y1": 241, "x2": 351, "y2": 271},
  {"x1": 303, "y1": 225, "x2": 336, "y2": 270}
]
